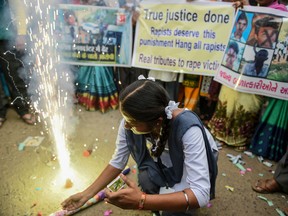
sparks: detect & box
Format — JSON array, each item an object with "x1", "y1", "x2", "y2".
[{"x1": 25, "y1": 0, "x2": 75, "y2": 181}]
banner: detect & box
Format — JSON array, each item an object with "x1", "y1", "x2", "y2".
[
  {"x1": 56, "y1": 4, "x2": 132, "y2": 66},
  {"x1": 214, "y1": 7, "x2": 288, "y2": 100},
  {"x1": 132, "y1": 0, "x2": 235, "y2": 76}
]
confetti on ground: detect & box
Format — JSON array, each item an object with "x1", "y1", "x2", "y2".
[
  {"x1": 104, "y1": 210, "x2": 113, "y2": 216},
  {"x1": 246, "y1": 168, "x2": 252, "y2": 172},
  {"x1": 235, "y1": 163, "x2": 246, "y2": 171},
  {"x1": 269, "y1": 170, "x2": 275, "y2": 174},
  {"x1": 275, "y1": 208, "x2": 286, "y2": 216},
  {"x1": 257, "y1": 195, "x2": 274, "y2": 206},
  {"x1": 207, "y1": 202, "x2": 212, "y2": 208},
  {"x1": 22, "y1": 136, "x2": 45, "y2": 147},
  {"x1": 225, "y1": 185, "x2": 234, "y2": 192},
  {"x1": 258, "y1": 156, "x2": 264, "y2": 163},
  {"x1": 258, "y1": 173, "x2": 264, "y2": 177},
  {"x1": 18, "y1": 143, "x2": 25, "y2": 151},
  {"x1": 240, "y1": 170, "x2": 246, "y2": 175},
  {"x1": 227, "y1": 154, "x2": 244, "y2": 164},
  {"x1": 243, "y1": 151, "x2": 254, "y2": 157},
  {"x1": 83, "y1": 150, "x2": 91, "y2": 157},
  {"x1": 263, "y1": 161, "x2": 273, "y2": 167},
  {"x1": 222, "y1": 173, "x2": 226, "y2": 176}
]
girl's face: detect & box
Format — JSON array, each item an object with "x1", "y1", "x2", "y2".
[
  {"x1": 123, "y1": 118, "x2": 153, "y2": 135},
  {"x1": 256, "y1": 0, "x2": 275, "y2": 6},
  {"x1": 120, "y1": 109, "x2": 154, "y2": 135}
]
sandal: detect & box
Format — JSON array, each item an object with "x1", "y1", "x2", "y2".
[
  {"x1": 0, "y1": 117, "x2": 6, "y2": 128},
  {"x1": 251, "y1": 178, "x2": 281, "y2": 194},
  {"x1": 21, "y1": 113, "x2": 36, "y2": 125}
]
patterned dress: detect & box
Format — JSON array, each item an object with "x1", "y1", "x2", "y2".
[
  {"x1": 208, "y1": 85, "x2": 263, "y2": 147},
  {"x1": 249, "y1": 1, "x2": 288, "y2": 161},
  {"x1": 250, "y1": 99, "x2": 288, "y2": 161},
  {"x1": 75, "y1": 66, "x2": 118, "y2": 113}
]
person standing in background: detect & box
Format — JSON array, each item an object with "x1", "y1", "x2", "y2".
[
  {"x1": 207, "y1": 0, "x2": 265, "y2": 151},
  {"x1": 251, "y1": 150, "x2": 288, "y2": 215},
  {"x1": 232, "y1": 0, "x2": 288, "y2": 160},
  {"x1": 0, "y1": 0, "x2": 36, "y2": 128},
  {"x1": 252, "y1": 150, "x2": 288, "y2": 194},
  {"x1": 61, "y1": 0, "x2": 120, "y2": 113},
  {"x1": 148, "y1": 70, "x2": 183, "y2": 102},
  {"x1": 179, "y1": 74, "x2": 203, "y2": 111},
  {"x1": 114, "y1": 0, "x2": 150, "y2": 92}
]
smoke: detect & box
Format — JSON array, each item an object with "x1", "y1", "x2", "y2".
[{"x1": 23, "y1": 0, "x2": 78, "y2": 173}]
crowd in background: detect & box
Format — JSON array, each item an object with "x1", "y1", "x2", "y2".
[
  {"x1": 0, "y1": 0, "x2": 287, "y2": 215},
  {"x1": 0, "y1": 0, "x2": 287, "y2": 161}
]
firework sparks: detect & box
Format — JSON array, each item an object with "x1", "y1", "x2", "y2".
[{"x1": 25, "y1": 0, "x2": 75, "y2": 181}]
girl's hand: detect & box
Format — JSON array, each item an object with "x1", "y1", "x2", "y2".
[
  {"x1": 104, "y1": 174, "x2": 143, "y2": 209},
  {"x1": 61, "y1": 191, "x2": 90, "y2": 211}
]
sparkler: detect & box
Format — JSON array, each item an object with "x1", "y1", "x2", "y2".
[
  {"x1": 49, "y1": 190, "x2": 106, "y2": 216},
  {"x1": 25, "y1": 0, "x2": 76, "y2": 181},
  {"x1": 49, "y1": 168, "x2": 131, "y2": 216}
]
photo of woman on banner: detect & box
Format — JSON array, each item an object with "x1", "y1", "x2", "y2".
[
  {"x1": 246, "y1": 15, "x2": 281, "y2": 49},
  {"x1": 241, "y1": 45, "x2": 272, "y2": 78}
]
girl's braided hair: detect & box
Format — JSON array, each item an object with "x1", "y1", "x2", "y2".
[{"x1": 119, "y1": 79, "x2": 171, "y2": 157}]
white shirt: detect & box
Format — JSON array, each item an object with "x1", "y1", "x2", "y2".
[
  {"x1": 149, "y1": 70, "x2": 184, "y2": 83},
  {"x1": 109, "y1": 119, "x2": 218, "y2": 207}
]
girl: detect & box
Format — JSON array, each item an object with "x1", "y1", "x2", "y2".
[{"x1": 61, "y1": 76, "x2": 218, "y2": 215}]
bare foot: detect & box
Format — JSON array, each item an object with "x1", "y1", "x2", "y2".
[{"x1": 21, "y1": 113, "x2": 36, "y2": 125}]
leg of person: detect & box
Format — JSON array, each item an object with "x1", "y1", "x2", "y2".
[
  {"x1": 184, "y1": 87, "x2": 200, "y2": 111},
  {"x1": 165, "y1": 81, "x2": 179, "y2": 102},
  {"x1": 252, "y1": 178, "x2": 281, "y2": 194},
  {"x1": 274, "y1": 150, "x2": 288, "y2": 194},
  {"x1": 0, "y1": 45, "x2": 35, "y2": 124},
  {"x1": 115, "y1": 67, "x2": 149, "y2": 91},
  {"x1": 0, "y1": 76, "x2": 8, "y2": 127},
  {"x1": 252, "y1": 151, "x2": 288, "y2": 194},
  {"x1": 183, "y1": 75, "x2": 202, "y2": 111},
  {"x1": 113, "y1": 67, "x2": 127, "y2": 92}
]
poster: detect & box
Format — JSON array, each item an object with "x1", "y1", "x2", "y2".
[
  {"x1": 56, "y1": 4, "x2": 132, "y2": 66},
  {"x1": 132, "y1": 0, "x2": 235, "y2": 76},
  {"x1": 214, "y1": 6, "x2": 288, "y2": 100}
]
